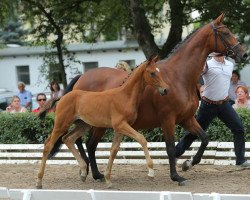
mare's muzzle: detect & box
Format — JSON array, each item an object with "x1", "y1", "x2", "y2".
[{"x1": 159, "y1": 88, "x2": 168, "y2": 96}]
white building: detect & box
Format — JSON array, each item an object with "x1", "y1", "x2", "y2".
[
  {"x1": 0, "y1": 40, "x2": 149, "y2": 94},
  {"x1": 0, "y1": 40, "x2": 249, "y2": 96}
]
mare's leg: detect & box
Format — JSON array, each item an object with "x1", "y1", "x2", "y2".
[
  {"x1": 62, "y1": 120, "x2": 92, "y2": 182},
  {"x1": 161, "y1": 119, "x2": 188, "y2": 186},
  {"x1": 104, "y1": 132, "x2": 123, "y2": 188},
  {"x1": 86, "y1": 127, "x2": 106, "y2": 180},
  {"x1": 180, "y1": 101, "x2": 216, "y2": 171},
  {"x1": 36, "y1": 124, "x2": 70, "y2": 189},
  {"x1": 114, "y1": 122, "x2": 154, "y2": 177}
]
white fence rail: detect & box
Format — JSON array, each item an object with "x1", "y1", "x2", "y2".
[
  {"x1": 1, "y1": 188, "x2": 250, "y2": 200},
  {"x1": 0, "y1": 142, "x2": 250, "y2": 165}
]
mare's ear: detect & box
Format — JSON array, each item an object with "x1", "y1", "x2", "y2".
[{"x1": 214, "y1": 13, "x2": 225, "y2": 25}]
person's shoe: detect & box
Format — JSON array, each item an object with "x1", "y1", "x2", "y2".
[{"x1": 240, "y1": 161, "x2": 250, "y2": 168}]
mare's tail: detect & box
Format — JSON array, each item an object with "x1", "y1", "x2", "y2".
[
  {"x1": 64, "y1": 74, "x2": 81, "y2": 95},
  {"x1": 47, "y1": 136, "x2": 64, "y2": 159}
]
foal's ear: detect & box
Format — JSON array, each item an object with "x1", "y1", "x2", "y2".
[
  {"x1": 214, "y1": 13, "x2": 225, "y2": 24},
  {"x1": 148, "y1": 55, "x2": 160, "y2": 64}
]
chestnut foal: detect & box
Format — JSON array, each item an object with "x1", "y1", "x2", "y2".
[{"x1": 36, "y1": 56, "x2": 169, "y2": 188}]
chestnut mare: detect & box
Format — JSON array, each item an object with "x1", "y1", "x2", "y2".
[
  {"x1": 40, "y1": 14, "x2": 247, "y2": 186},
  {"x1": 36, "y1": 57, "x2": 169, "y2": 189}
]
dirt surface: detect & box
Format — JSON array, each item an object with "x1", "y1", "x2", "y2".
[{"x1": 0, "y1": 163, "x2": 249, "y2": 194}]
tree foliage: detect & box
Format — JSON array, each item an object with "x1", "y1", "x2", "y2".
[{"x1": 0, "y1": 0, "x2": 249, "y2": 85}]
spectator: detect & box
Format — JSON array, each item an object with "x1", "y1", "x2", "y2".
[
  {"x1": 228, "y1": 70, "x2": 246, "y2": 105},
  {"x1": 17, "y1": 82, "x2": 32, "y2": 111},
  {"x1": 6, "y1": 95, "x2": 27, "y2": 113},
  {"x1": 115, "y1": 61, "x2": 132, "y2": 73},
  {"x1": 50, "y1": 80, "x2": 64, "y2": 99},
  {"x1": 32, "y1": 93, "x2": 51, "y2": 113},
  {"x1": 175, "y1": 52, "x2": 250, "y2": 168},
  {"x1": 233, "y1": 85, "x2": 250, "y2": 109}
]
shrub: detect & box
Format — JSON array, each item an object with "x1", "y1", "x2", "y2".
[
  {"x1": 0, "y1": 112, "x2": 54, "y2": 144},
  {"x1": 0, "y1": 109, "x2": 249, "y2": 144}
]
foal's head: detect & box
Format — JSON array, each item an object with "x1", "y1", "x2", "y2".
[
  {"x1": 208, "y1": 13, "x2": 247, "y2": 63},
  {"x1": 143, "y1": 56, "x2": 169, "y2": 96}
]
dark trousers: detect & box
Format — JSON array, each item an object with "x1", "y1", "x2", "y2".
[{"x1": 175, "y1": 100, "x2": 246, "y2": 165}]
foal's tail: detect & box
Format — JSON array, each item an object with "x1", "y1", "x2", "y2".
[
  {"x1": 38, "y1": 74, "x2": 82, "y2": 119},
  {"x1": 38, "y1": 98, "x2": 60, "y2": 119}
]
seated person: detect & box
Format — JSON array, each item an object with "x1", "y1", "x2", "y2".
[
  {"x1": 232, "y1": 85, "x2": 250, "y2": 109},
  {"x1": 32, "y1": 93, "x2": 51, "y2": 113},
  {"x1": 6, "y1": 95, "x2": 27, "y2": 113},
  {"x1": 115, "y1": 61, "x2": 132, "y2": 73}
]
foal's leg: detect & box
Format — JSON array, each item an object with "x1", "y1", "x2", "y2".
[
  {"x1": 75, "y1": 137, "x2": 90, "y2": 176},
  {"x1": 114, "y1": 122, "x2": 154, "y2": 177},
  {"x1": 62, "y1": 120, "x2": 92, "y2": 182},
  {"x1": 104, "y1": 132, "x2": 123, "y2": 188},
  {"x1": 36, "y1": 126, "x2": 69, "y2": 189}
]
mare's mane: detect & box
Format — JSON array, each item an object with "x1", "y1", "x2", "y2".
[{"x1": 163, "y1": 28, "x2": 200, "y2": 60}]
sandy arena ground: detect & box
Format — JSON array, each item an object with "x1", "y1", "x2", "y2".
[{"x1": 0, "y1": 163, "x2": 249, "y2": 194}]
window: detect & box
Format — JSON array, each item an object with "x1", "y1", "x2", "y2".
[
  {"x1": 49, "y1": 63, "x2": 62, "y2": 83},
  {"x1": 120, "y1": 60, "x2": 135, "y2": 68},
  {"x1": 83, "y1": 62, "x2": 98, "y2": 72},
  {"x1": 16, "y1": 65, "x2": 30, "y2": 84}
]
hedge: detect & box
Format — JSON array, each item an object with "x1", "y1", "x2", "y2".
[{"x1": 0, "y1": 109, "x2": 249, "y2": 144}]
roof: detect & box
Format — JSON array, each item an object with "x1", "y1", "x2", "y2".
[
  {"x1": 0, "y1": 39, "x2": 165, "y2": 57},
  {"x1": 0, "y1": 40, "x2": 137, "y2": 57}
]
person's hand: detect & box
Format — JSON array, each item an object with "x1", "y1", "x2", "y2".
[{"x1": 6, "y1": 106, "x2": 12, "y2": 112}]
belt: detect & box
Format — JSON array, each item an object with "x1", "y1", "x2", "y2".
[{"x1": 202, "y1": 96, "x2": 229, "y2": 105}]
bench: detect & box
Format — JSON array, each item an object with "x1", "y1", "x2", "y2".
[{"x1": 0, "y1": 142, "x2": 249, "y2": 165}]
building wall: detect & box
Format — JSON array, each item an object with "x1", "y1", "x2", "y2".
[
  {"x1": 0, "y1": 47, "x2": 146, "y2": 95},
  {"x1": 0, "y1": 43, "x2": 249, "y2": 96}
]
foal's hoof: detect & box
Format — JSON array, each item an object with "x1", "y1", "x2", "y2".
[
  {"x1": 147, "y1": 168, "x2": 154, "y2": 178},
  {"x1": 107, "y1": 182, "x2": 113, "y2": 189},
  {"x1": 178, "y1": 179, "x2": 189, "y2": 186},
  {"x1": 182, "y1": 160, "x2": 192, "y2": 171},
  {"x1": 36, "y1": 184, "x2": 42, "y2": 189},
  {"x1": 79, "y1": 169, "x2": 87, "y2": 182}
]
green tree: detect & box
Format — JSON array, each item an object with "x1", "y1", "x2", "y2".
[{"x1": 0, "y1": 0, "x2": 249, "y2": 85}]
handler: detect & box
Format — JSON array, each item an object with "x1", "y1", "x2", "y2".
[{"x1": 175, "y1": 52, "x2": 250, "y2": 168}]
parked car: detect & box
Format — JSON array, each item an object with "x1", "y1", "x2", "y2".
[{"x1": 0, "y1": 89, "x2": 16, "y2": 112}]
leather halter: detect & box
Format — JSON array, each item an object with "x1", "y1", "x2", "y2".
[{"x1": 210, "y1": 22, "x2": 240, "y2": 57}]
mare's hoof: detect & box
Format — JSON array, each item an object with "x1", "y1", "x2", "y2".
[
  {"x1": 182, "y1": 160, "x2": 192, "y2": 171},
  {"x1": 178, "y1": 179, "x2": 189, "y2": 186},
  {"x1": 93, "y1": 173, "x2": 105, "y2": 182}
]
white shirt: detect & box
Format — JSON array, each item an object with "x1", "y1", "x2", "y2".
[{"x1": 202, "y1": 57, "x2": 234, "y2": 101}]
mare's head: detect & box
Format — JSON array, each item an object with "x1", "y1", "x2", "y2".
[
  {"x1": 208, "y1": 13, "x2": 247, "y2": 63},
  {"x1": 143, "y1": 56, "x2": 169, "y2": 96}
]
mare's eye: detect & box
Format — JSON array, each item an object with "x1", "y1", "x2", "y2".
[{"x1": 150, "y1": 72, "x2": 156, "y2": 77}]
